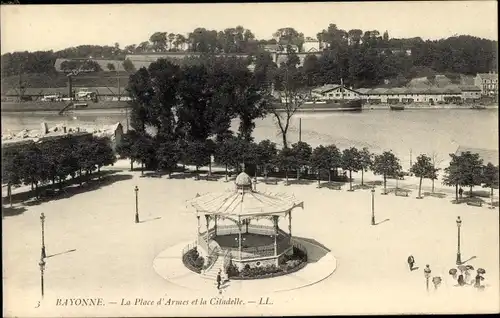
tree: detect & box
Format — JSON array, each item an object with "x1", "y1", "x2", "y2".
[
  {"x1": 122, "y1": 59, "x2": 136, "y2": 73},
  {"x1": 275, "y1": 147, "x2": 295, "y2": 185},
  {"x1": 273, "y1": 27, "x2": 305, "y2": 52},
  {"x1": 130, "y1": 133, "x2": 156, "y2": 175},
  {"x1": 168, "y1": 33, "x2": 176, "y2": 51},
  {"x1": 270, "y1": 57, "x2": 306, "y2": 148},
  {"x1": 482, "y1": 163, "x2": 499, "y2": 208},
  {"x1": 157, "y1": 140, "x2": 181, "y2": 176},
  {"x1": 443, "y1": 153, "x2": 464, "y2": 202},
  {"x1": 149, "y1": 32, "x2": 167, "y2": 52},
  {"x1": 310, "y1": 145, "x2": 332, "y2": 187},
  {"x1": 341, "y1": 147, "x2": 362, "y2": 191},
  {"x1": 291, "y1": 141, "x2": 312, "y2": 180},
  {"x1": 256, "y1": 139, "x2": 278, "y2": 179},
  {"x1": 184, "y1": 140, "x2": 211, "y2": 176},
  {"x1": 214, "y1": 136, "x2": 240, "y2": 181},
  {"x1": 373, "y1": 151, "x2": 402, "y2": 194},
  {"x1": 107, "y1": 63, "x2": 116, "y2": 72},
  {"x1": 410, "y1": 154, "x2": 435, "y2": 198},
  {"x1": 93, "y1": 137, "x2": 116, "y2": 176},
  {"x1": 429, "y1": 151, "x2": 444, "y2": 193},
  {"x1": 458, "y1": 151, "x2": 484, "y2": 197},
  {"x1": 358, "y1": 147, "x2": 373, "y2": 186},
  {"x1": 325, "y1": 144, "x2": 342, "y2": 182}
]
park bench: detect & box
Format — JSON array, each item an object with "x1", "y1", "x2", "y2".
[
  {"x1": 395, "y1": 190, "x2": 409, "y2": 197},
  {"x1": 466, "y1": 200, "x2": 482, "y2": 207},
  {"x1": 205, "y1": 175, "x2": 219, "y2": 181},
  {"x1": 262, "y1": 179, "x2": 278, "y2": 185},
  {"x1": 322, "y1": 183, "x2": 342, "y2": 190}
]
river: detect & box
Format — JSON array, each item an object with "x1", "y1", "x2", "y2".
[{"x1": 2, "y1": 109, "x2": 497, "y2": 170}]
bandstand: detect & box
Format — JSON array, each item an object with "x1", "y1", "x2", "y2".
[{"x1": 189, "y1": 172, "x2": 304, "y2": 273}]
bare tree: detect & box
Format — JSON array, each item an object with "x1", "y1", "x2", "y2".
[
  {"x1": 430, "y1": 151, "x2": 444, "y2": 193},
  {"x1": 268, "y1": 64, "x2": 306, "y2": 149}
]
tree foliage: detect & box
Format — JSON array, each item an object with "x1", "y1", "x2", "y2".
[{"x1": 373, "y1": 151, "x2": 402, "y2": 193}]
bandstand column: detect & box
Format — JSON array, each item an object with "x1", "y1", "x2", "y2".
[
  {"x1": 273, "y1": 215, "x2": 278, "y2": 257},
  {"x1": 288, "y1": 211, "x2": 292, "y2": 244},
  {"x1": 238, "y1": 219, "x2": 242, "y2": 260},
  {"x1": 196, "y1": 215, "x2": 200, "y2": 246},
  {"x1": 214, "y1": 215, "x2": 217, "y2": 236},
  {"x1": 245, "y1": 219, "x2": 249, "y2": 233},
  {"x1": 205, "y1": 214, "x2": 210, "y2": 245}
]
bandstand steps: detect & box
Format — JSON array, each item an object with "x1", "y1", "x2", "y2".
[{"x1": 202, "y1": 258, "x2": 225, "y2": 280}]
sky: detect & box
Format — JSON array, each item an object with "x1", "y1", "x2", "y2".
[{"x1": 1, "y1": 1, "x2": 498, "y2": 54}]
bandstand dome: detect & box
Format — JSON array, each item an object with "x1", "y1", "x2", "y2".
[{"x1": 190, "y1": 172, "x2": 303, "y2": 217}]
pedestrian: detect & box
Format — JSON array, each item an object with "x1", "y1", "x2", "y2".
[
  {"x1": 474, "y1": 273, "x2": 484, "y2": 288},
  {"x1": 459, "y1": 187, "x2": 463, "y2": 199},
  {"x1": 432, "y1": 276, "x2": 442, "y2": 290},
  {"x1": 457, "y1": 274, "x2": 466, "y2": 286},
  {"x1": 407, "y1": 255, "x2": 415, "y2": 271},
  {"x1": 216, "y1": 270, "x2": 222, "y2": 290}
]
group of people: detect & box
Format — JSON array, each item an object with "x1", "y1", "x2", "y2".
[{"x1": 407, "y1": 255, "x2": 485, "y2": 291}]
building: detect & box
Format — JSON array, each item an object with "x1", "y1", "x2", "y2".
[
  {"x1": 458, "y1": 85, "x2": 481, "y2": 102},
  {"x1": 311, "y1": 84, "x2": 362, "y2": 101},
  {"x1": 474, "y1": 72, "x2": 498, "y2": 97},
  {"x1": 302, "y1": 38, "x2": 321, "y2": 53},
  {"x1": 262, "y1": 44, "x2": 299, "y2": 53}
]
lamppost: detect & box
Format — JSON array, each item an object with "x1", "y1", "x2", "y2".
[
  {"x1": 424, "y1": 264, "x2": 431, "y2": 292},
  {"x1": 40, "y1": 212, "x2": 46, "y2": 259},
  {"x1": 134, "y1": 186, "x2": 139, "y2": 223},
  {"x1": 371, "y1": 188, "x2": 375, "y2": 225},
  {"x1": 39, "y1": 258, "x2": 45, "y2": 299},
  {"x1": 456, "y1": 216, "x2": 462, "y2": 265}
]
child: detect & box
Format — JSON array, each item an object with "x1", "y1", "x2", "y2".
[{"x1": 407, "y1": 255, "x2": 415, "y2": 271}]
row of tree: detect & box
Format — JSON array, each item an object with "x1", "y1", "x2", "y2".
[
  {"x1": 2, "y1": 135, "x2": 116, "y2": 201},
  {"x1": 116, "y1": 129, "x2": 499, "y2": 201}
]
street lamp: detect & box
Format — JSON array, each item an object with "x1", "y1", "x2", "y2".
[
  {"x1": 134, "y1": 186, "x2": 139, "y2": 223},
  {"x1": 39, "y1": 259, "x2": 45, "y2": 299},
  {"x1": 40, "y1": 213, "x2": 46, "y2": 259},
  {"x1": 371, "y1": 188, "x2": 375, "y2": 225},
  {"x1": 456, "y1": 216, "x2": 462, "y2": 265},
  {"x1": 424, "y1": 264, "x2": 431, "y2": 292}
]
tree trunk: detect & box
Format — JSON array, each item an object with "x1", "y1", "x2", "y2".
[
  {"x1": 383, "y1": 175, "x2": 387, "y2": 194},
  {"x1": 491, "y1": 187, "x2": 494, "y2": 208},
  {"x1": 285, "y1": 170, "x2": 288, "y2": 185},
  {"x1": 328, "y1": 170, "x2": 331, "y2": 183},
  {"x1": 8, "y1": 183, "x2": 12, "y2": 208},
  {"x1": 297, "y1": 167, "x2": 300, "y2": 180},
  {"x1": 317, "y1": 172, "x2": 320, "y2": 188},
  {"x1": 264, "y1": 166, "x2": 268, "y2": 179},
  {"x1": 455, "y1": 184, "x2": 458, "y2": 202},
  {"x1": 432, "y1": 178, "x2": 435, "y2": 193},
  {"x1": 35, "y1": 182, "x2": 39, "y2": 199},
  {"x1": 130, "y1": 159, "x2": 133, "y2": 171},
  {"x1": 208, "y1": 161, "x2": 212, "y2": 176},
  {"x1": 225, "y1": 164, "x2": 228, "y2": 182},
  {"x1": 469, "y1": 185, "x2": 473, "y2": 197},
  {"x1": 141, "y1": 162, "x2": 144, "y2": 176},
  {"x1": 282, "y1": 134, "x2": 287, "y2": 150},
  {"x1": 79, "y1": 169, "x2": 82, "y2": 186},
  {"x1": 361, "y1": 169, "x2": 364, "y2": 186},
  {"x1": 349, "y1": 170, "x2": 353, "y2": 191},
  {"x1": 31, "y1": 183, "x2": 34, "y2": 191},
  {"x1": 418, "y1": 176, "x2": 423, "y2": 198}
]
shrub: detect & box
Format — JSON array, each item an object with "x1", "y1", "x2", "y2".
[{"x1": 194, "y1": 256, "x2": 204, "y2": 268}]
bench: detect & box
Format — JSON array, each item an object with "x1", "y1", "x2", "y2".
[
  {"x1": 263, "y1": 179, "x2": 278, "y2": 185},
  {"x1": 323, "y1": 183, "x2": 342, "y2": 190},
  {"x1": 205, "y1": 175, "x2": 219, "y2": 181},
  {"x1": 395, "y1": 191, "x2": 409, "y2": 197},
  {"x1": 466, "y1": 201, "x2": 482, "y2": 207}
]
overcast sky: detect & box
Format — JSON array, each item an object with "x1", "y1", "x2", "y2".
[{"x1": 1, "y1": 2, "x2": 497, "y2": 54}]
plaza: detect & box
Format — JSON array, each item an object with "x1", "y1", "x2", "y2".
[{"x1": 2, "y1": 160, "x2": 499, "y2": 316}]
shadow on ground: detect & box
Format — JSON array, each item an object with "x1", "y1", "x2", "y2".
[
  {"x1": 2, "y1": 205, "x2": 28, "y2": 218},
  {"x1": 4, "y1": 172, "x2": 132, "y2": 210},
  {"x1": 286, "y1": 179, "x2": 316, "y2": 186}
]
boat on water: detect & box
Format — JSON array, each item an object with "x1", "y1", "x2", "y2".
[
  {"x1": 273, "y1": 79, "x2": 363, "y2": 112},
  {"x1": 390, "y1": 105, "x2": 405, "y2": 111}
]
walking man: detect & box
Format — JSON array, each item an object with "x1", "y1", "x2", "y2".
[
  {"x1": 407, "y1": 255, "x2": 415, "y2": 271},
  {"x1": 459, "y1": 187, "x2": 464, "y2": 199},
  {"x1": 216, "y1": 270, "x2": 222, "y2": 290}
]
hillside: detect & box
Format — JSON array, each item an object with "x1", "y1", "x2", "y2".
[{"x1": 1, "y1": 72, "x2": 130, "y2": 93}]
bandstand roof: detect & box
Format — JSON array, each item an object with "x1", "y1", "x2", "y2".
[{"x1": 189, "y1": 172, "x2": 304, "y2": 218}]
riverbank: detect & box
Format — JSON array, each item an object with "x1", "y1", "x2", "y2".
[{"x1": 3, "y1": 160, "x2": 499, "y2": 316}]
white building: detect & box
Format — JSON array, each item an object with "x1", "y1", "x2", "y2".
[
  {"x1": 474, "y1": 72, "x2": 498, "y2": 97},
  {"x1": 311, "y1": 84, "x2": 361, "y2": 101},
  {"x1": 302, "y1": 38, "x2": 321, "y2": 53}
]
